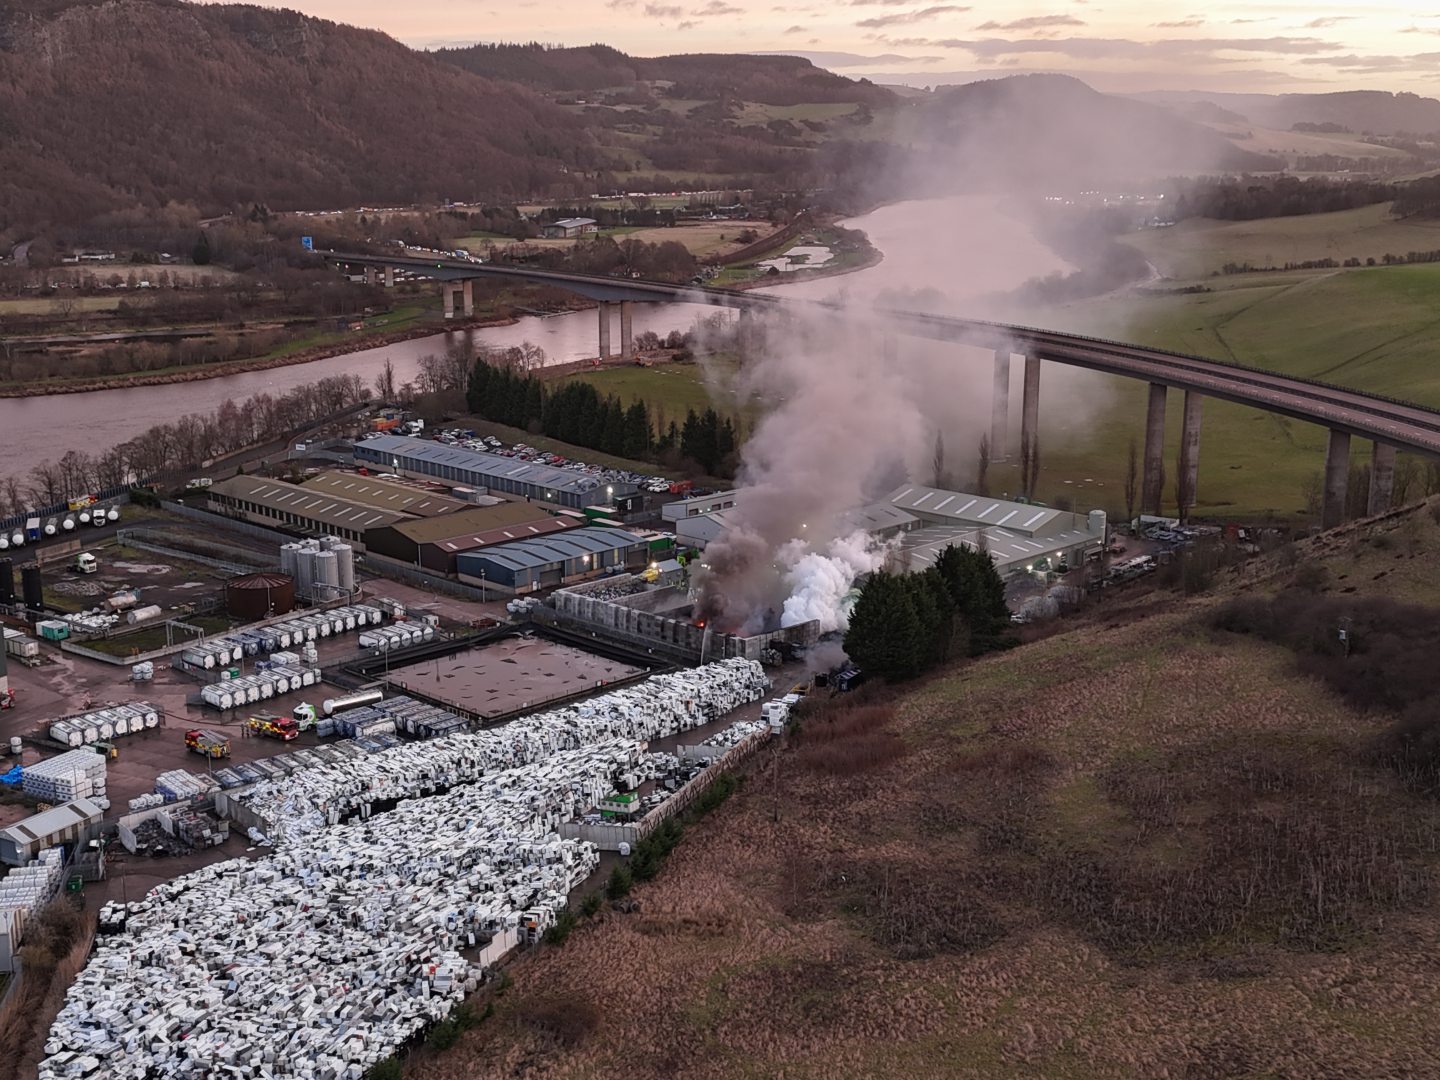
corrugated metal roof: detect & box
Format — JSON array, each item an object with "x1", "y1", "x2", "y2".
[
  {"x1": 888, "y1": 484, "x2": 1076, "y2": 537},
  {"x1": 300, "y1": 473, "x2": 468, "y2": 518},
  {"x1": 209, "y1": 476, "x2": 407, "y2": 530},
  {"x1": 457, "y1": 526, "x2": 646, "y2": 573},
  {"x1": 0, "y1": 798, "x2": 103, "y2": 844},
  {"x1": 360, "y1": 436, "x2": 638, "y2": 498}
]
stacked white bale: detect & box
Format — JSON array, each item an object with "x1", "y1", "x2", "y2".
[
  {"x1": 0, "y1": 848, "x2": 66, "y2": 916},
  {"x1": 23, "y1": 750, "x2": 106, "y2": 802}
]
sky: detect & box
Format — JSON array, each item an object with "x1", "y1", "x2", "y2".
[{"x1": 220, "y1": 1, "x2": 1440, "y2": 94}]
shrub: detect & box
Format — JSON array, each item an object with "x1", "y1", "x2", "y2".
[
  {"x1": 606, "y1": 864, "x2": 633, "y2": 900},
  {"x1": 542, "y1": 908, "x2": 577, "y2": 946},
  {"x1": 580, "y1": 892, "x2": 602, "y2": 917},
  {"x1": 367, "y1": 1058, "x2": 404, "y2": 1080},
  {"x1": 426, "y1": 1018, "x2": 460, "y2": 1051}
]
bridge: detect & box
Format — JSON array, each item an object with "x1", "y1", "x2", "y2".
[{"x1": 322, "y1": 250, "x2": 1440, "y2": 529}]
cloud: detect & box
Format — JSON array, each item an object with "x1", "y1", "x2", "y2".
[
  {"x1": 678, "y1": 19, "x2": 697, "y2": 29},
  {"x1": 693, "y1": 0, "x2": 743, "y2": 13},
  {"x1": 974, "y1": 14, "x2": 1083, "y2": 31},
  {"x1": 606, "y1": 0, "x2": 637, "y2": 7},
  {"x1": 1298, "y1": 51, "x2": 1440, "y2": 72},
  {"x1": 1230, "y1": 17, "x2": 1272, "y2": 24},
  {"x1": 785, "y1": 24, "x2": 807, "y2": 32},
  {"x1": 1152, "y1": 18, "x2": 1203, "y2": 29},
  {"x1": 1401, "y1": 25, "x2": 1440, "y2": 36},
  {"x1": 858, "y1": 5, "x2": 969, "y2": 29},
  {"x1": 644, "y1": 2, "x2": 684, "y2": 14},
  {"x1": 1303, "y1": 17, "x2": 1353, "y2": 29},
  {"x1": 872, "y1": 35, "x2": 1344, "y2": 61},
  {"x1": 848, "y1": 0, "x2": 919, "y2": 5}
]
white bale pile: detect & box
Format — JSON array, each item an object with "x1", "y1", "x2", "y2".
[
  {"x1": 0, "y1": 846, "x2": 65, "y2": 916},
  {"x1": 234, "y1": 658, "x2": 769, "y2": 844},
  {"x1": 700, "y1": 719, "x2": 771, "y2": 750},
  {"x1": 40, "y1": 740, "x2": 658, "y2": 1080},
  {"x1": 22, "y1": 749, "x2": 106, "y2": 802}
]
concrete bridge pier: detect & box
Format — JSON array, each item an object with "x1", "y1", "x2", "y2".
[
  {"x1": 1368, "y1": 441, "x2": 1396, "y2": 516},
  {"x1": 461, "y1": 279, "x2": 474, "y2": 318},
  {"x1": 598, "y1": 302, "x2": 612, "y2": 360},
  {"x1": 364, "y1": 267, "x2": 377, "y2": 287},
  {"x1": 1177, "y1": 391, "x2": 1204, "y2": 520},
  {"x1": 1019, "y1": 355, "x2": 1040, "y2": 462},
  {"x1": 1322, "y1": 429, "x2": 1352, "y2": 530},
  {"x1": 620, "y1": 301, "x2": 634, "y2": 361},
  {"x1": 991, "y1": 351, "x2": 1010, "y2": 460},
  {"x1": 442, "y1": 282, "x2": 455, "y2": 320},
  {"x1": 384, "y1": 266, "x2": 394, "y2": 288},
  {"x1": 1142, "y1": 383, "x2": 1167, "y2": 515}
]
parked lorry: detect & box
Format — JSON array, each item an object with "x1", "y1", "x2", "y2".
[
  {"x1": 291, "y1": 703, "x2": 318, "y2": 732},
  {"x1": 74, "y1": 552, "x2": 98, "y2": 574},
  {"x1": 246, "y1": 714, "x2": 299, "y2": 741},
  {"x1": 185, "y1": 729, "x2": 231, "y2": 759}
]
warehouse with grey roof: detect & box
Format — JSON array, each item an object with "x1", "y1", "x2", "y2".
[
  {"x1": 356, "y1": 435, "x2": 636, "y2": 509},
  {"x1": 456, "y1": 527, "x2": 649, "y2": 594}
]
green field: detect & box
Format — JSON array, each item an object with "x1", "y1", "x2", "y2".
[
  {"x1": 564, "y1": 363, "x2": 720, "y2": 427},
  {"x1": 1015, "y1": 262, "x2": 1440, "y2": 519},
  {"x1": 1125, "y1": 202, "x2": 1440, "y2": 279}
]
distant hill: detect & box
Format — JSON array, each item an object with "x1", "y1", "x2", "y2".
[
  {"x1": 910, "y1": 75, "x2": 1281, "y2": 187},
  {"x1": 433, "y1": 43, "x2": 895, "y2": 106},
  {"x1": 1133, "y1": 90, "x2": 1440, "y2": 136},
  {"x1": 0, "y1": 0, "x2": 603, "y2": 230}
]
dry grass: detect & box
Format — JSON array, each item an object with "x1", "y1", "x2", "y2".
[{"x1": 419, "y1": 503, "x2": 1440, "y2": 1079}]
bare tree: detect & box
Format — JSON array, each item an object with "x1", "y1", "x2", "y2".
[
  {"x1": 975, "y1": 434, "x2": 989, "y2": 497},
  {"x1": 1393, "y1": 455, "x2": 1417, "y2": 505},
  {"x1": 1123, "y1": 437, "x2": 1139, "y2": 524},
  {"x1": 374, "y1": 358, "x2": 397, "y2": 402}
]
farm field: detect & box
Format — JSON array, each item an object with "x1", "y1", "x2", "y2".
[
  {"x1": 419, "y1": 503, "x2": 1440, "y2": 1079},
  {"x1": 1124, "y1": 202, "x2": 1440, "y2": 279}
]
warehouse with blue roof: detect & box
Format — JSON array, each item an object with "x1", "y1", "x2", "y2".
[
  {"x1": 456, "y1": 526, "x2": 650, "y2": 593},
  {"x1": 355, "y1": 435, "x2": 637, "y2": 509}
]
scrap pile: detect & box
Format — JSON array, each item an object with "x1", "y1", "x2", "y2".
[
  {"x1": 41, "y1": 741, "x2": 647, "y2": 1078},
  {"x1": 233, "y1": 658, "x2": 770, "y2": 844},
  {"x1": 41, "y1": 660, "x2": 769, "y2": 1078}
]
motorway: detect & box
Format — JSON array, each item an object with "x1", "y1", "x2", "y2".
[{"x1": 323, "y1": 252, "x2": 1440, "y2": 458}]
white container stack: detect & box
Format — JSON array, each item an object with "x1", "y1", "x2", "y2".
[
  {"x1": 0, "y1": 847, "x2": 65, "y2": 917},
  {"x1": 49, "y1": 703, "x2": 160, "y2": 748},
  {"x1": 22, "y1": 749, "x2": 107, "y2": 802}
]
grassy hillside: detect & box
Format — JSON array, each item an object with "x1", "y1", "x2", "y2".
[
  {"x1": 418, "y1": 503, "x2": 1440, "y2": 1078},
  {"x1": 1124, "y1": 203, "x2": 1440, "y2": 279},
  {"x1": 1019, "y1": 263, "x2": 1440, "y2": 519}
]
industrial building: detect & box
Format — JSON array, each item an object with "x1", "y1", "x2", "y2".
[
  {"x1": 456, "y1": 526, "x2": 649, "y2": 594},
  {"x1": 669, "y1": 498, "x2": 917, "y2": 550},
  {"x1": 660, "y1": 490, "x2": 738, "y2": 523},
  {"x1": 364, "y1": 503, "x2": 580, "y2": 574},
  {"x1": 0, "y1": 798, "x2": 104, "y2": 866},
  {"x1": 540, "y1": 217, "x2": 598, "y2": 239},
  {"x1": 888, "y1": 484, "x2": 1107, "y2": 577},
  {"x1": 298, "y1": 473, "x2": 472, "y2": 518},
  {"x1": 356, "y1": 435, "x2": 638, "y2": 509},
  {"x1": 206, "y1": 475, "x2": 408, "y2": 543}
]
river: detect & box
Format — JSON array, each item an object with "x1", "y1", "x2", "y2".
[{"x1": 1, "y1": 197, "x2": 1068, "y2": 479}]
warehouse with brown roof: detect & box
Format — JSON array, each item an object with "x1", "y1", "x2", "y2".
[{"x1": 363, "y1": 503, "x2": 579, "y2": 574}]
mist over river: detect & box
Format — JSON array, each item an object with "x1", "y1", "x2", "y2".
[{"x1": 1, "y1": 197, "x2": 1070, "y2": 479}]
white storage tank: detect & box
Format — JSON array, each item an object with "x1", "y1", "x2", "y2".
[{"x1": 126, "y1": 605, "x2": 163, "y2": 625}]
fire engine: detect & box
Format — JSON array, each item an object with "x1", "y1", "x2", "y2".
[
  {"x1": 185, "y1": 729, "x2": 231, "y2": 759},
  {"x1": 246, "y1": 714, "x2": 299, "y2": 741}
]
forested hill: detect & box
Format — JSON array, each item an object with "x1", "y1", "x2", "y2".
[
  {"x1": 0, "y1": 0, "x2": 604, "y2": 230},
  {"x1": 432, "y1": 43, "x2": 896, "y2": 106}
]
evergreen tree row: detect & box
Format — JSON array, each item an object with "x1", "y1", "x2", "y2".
[
  {"x1": 843, "y1": 544, "x2": 1011, "y2": 683},
  {"x1": 466, "y1": 359, "x2": 737, "y2": 474}
]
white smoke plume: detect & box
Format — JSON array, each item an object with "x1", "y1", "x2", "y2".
[{"x1": 779, "y1": 530, "x2": 893, "y2": 633}]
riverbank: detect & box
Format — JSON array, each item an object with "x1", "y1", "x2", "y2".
[
  {"x1": 0, "y1": 226, "x2": 879, "y2": 399},
  {"x1": 0, "y1": 315, "x2": 515, "y2": 399}
]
